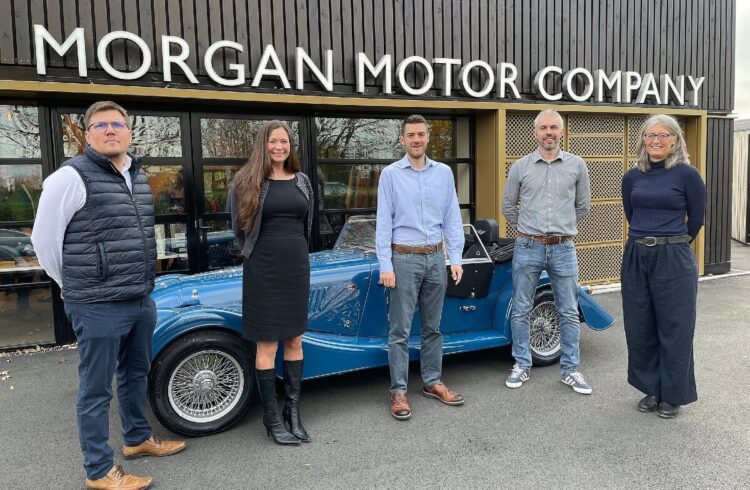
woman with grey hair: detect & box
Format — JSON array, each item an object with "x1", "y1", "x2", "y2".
[{"x1": 620, "y1": 114, "x2": 706, "y2": 419}]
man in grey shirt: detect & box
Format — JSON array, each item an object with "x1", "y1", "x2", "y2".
[{"x1": 502, "y1": 109, "x2": 592, "y2": 394}]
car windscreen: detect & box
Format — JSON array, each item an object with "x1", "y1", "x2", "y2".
[{"x1": 333, "y1": 216, "x2": 377, "y2": 253}]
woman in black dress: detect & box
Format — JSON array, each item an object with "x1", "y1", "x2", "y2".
[{"x1": 229, "y1": 121, "x2": 313, "y2": 445}]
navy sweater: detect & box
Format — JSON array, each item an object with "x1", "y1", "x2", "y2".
[{"x1": 621, "y1": 161, "x2": 706, "y2": 239}]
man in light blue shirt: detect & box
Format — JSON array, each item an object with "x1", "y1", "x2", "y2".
[{"x1": 376, "y1": 114, "x2": 465, "y2": 421}]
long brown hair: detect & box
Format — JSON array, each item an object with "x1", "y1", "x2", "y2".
[{"x1": 232, "y1": 121, "x2": 301, "y2": 231}]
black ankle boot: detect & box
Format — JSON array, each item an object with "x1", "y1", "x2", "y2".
[
  {"x1": 255, "y1": 368, "x2": 300, "y2": 445},
  {"x1": 282, "y1": 360, "x2": 311, "y2": 443}
]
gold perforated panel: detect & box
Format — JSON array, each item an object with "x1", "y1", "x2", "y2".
[
  {"x1": 576, "y1": 203, "x2": 624, "y2": 243},
  {"x1": 568, "y1": 136, "x2": 625, "y2": 156},
  {"x1": 587, "y1": 160, "x2": 624, "y2": 200},
  {"x1": 505, "y1": 113, "x2": 540, "y2": 156},
  {"x1": 576, "y1": 245, "x2": 624, "y2": 284},
  {"x1": 568, "y1": 114, "x2": 625, "y2": 134},
  {"x1": 627, "y1": 116, "x2": 646, "y2": 155}
]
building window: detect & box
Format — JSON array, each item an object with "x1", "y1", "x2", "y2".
[
  {"x1": 0, "y1": 104, "x2": 54, "y2": 348},
  {"x1": 314, "y1": 116, "x2": 473, "y2": 249}
]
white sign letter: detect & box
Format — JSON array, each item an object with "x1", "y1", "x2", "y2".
[
  {"x1": 459, "y1": 60, "x2": 494, "y2": 98},
  {"x1": 686, "y1": 76, "x2": 705, "y2": 106},
  {"x1": 496, "y1": 62, "x2": 520, "y2": 99},
  {"x1": 563, "y1": 68, "x2": 594, "y2": 102},
  {"x1": 636, "y1": 73, "x2": 662, "y2": 104},
  {"x1": 533, "y1": 66, "x2": 563, "y2": 101},
  {"x1": 432, "y1": 58, "x2": 461, "y2": 96},
  {"x1": 593, "y1": 70, "x2": 621, "y2": 103},
  {"x1": 97, "y1": 31, "x2": 151, "y2": 80},
  {"x1": 659, "y1": 74, "x2": 685, "y2": 105},
  {"x1": 396, "y1": 56, "x2": 434, "y2": 96},
  {"x1": 203, "y1": 41, "x2": 245, "y2": 87},
  {"x1": 622, "y1": 71, "x2": 642, "y2": 104},
  {"x1": 34, "y1": 24, "x2": 86, "y2": 77},
  {"x1": 356, "y1": 53, "x2": 392, "y2": 94},
  {"x1": 295, "y1": 47, "x2": 333, "y2": 92},
  {"x1": 161, "y1": 35, "x2": 198, "y2": 84},
  {"x1": 251, "y1": 44, "x2": 290, "y2": 88}
]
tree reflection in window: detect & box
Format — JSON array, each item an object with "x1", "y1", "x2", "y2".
[
  {"x1": 315, "y1": 117, "x2": 455, "y2": 160},
  {"x1": 142, "y1": 165, "x2": 185, "y2": 214},
  {"x1": 0, "y1": 165, "x2": 43, "y2": 221},
  {"x1": 0, "y1": 106, "x2": 41, "y2": 159},
  {"x1": 201, "y1": 119, "x2": 300, "y2": 158},
  {"x1": 62, "y1": 114, "x2": 182, "y2": 157}
]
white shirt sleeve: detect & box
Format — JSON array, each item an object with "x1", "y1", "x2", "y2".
[{"x1": 31, "y1": 167, "x2": 86, "y2": 289}]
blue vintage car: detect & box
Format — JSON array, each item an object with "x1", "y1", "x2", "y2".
[{"x1": 148, "y1": 217, "x2": 614, "y2": 436}]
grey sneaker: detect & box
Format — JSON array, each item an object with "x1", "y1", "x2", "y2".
[
  {"x1": 561, "y1": 372, "x2": 593, "y2": 394},
  {"x1": 505, "y1": 364, "x2": 530, "y2": 388}
]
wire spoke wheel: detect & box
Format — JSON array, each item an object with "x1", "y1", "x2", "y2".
[
  {"x1": 529, "y1": 300, "x2": 561, "y2": 358},
  {"x1": 168, "y1": 349, "x2": 245, "y2": 423}
]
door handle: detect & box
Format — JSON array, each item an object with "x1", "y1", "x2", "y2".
[
  {"x1": 196, "y1": 219, "x2": 213, "y2": 244},
  {"x1": 459, "y1": 305, "x2": 477, "y2": 312}
]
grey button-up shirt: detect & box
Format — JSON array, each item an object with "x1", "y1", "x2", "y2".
[{"x1": 502, "y1": 149, "x2": 591, "y2": 236}]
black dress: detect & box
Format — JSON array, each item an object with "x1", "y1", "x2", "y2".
[{"x1": 242, "y1": 179, "x2": 310, "y2": 341}]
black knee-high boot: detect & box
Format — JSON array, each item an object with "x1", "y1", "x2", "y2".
[
  {"x1": 282, "y1": 360, "x2": 311, "y2": 443},
  {"x1": 255, "y1": 368, "x2": 300, "y2": 445}
]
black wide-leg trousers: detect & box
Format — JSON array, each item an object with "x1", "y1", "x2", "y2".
[{"x1": 621, "y1": 239, "x2": 699, "y2": 406}]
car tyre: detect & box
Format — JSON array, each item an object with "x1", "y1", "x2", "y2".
[
  {"x1": 149, "y1": 329, "x2": 255, "y2": 437},
  {"x1": 529, "y1": 289, "x2": 562, "y2": 366}
]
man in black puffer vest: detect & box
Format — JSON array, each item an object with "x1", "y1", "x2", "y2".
[{"x1": 32, "y1": 101, "x2": 185, "y2": 490}]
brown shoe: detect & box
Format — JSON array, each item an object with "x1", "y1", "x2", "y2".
[
  {"x1": 390, "y1": 392, "x2": 412, "y2": 420},
  {"x1": 423, "y1": 382, "x2": 465, "y2": 406},
  {"x1": 123, "y1": 435, "x2": 186, "y2": 459},
  {"x1": 85, "y1": 465, "x2": 152, "y2": 490}
]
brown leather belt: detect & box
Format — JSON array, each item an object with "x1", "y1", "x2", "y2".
[
  {"x1": 517, "y1": 232, "x2": 573, "y2": 245},
  {"x1": 391, "y1": 243, "x2": 443, "y2": 254}
]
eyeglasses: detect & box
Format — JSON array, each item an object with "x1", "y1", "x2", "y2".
[
  {"x1": 643, "y1": 133, "x2": 672, "y2": 141},
  {"x1": 87, "y1": 121, "x2": 130, "y2": 133}
]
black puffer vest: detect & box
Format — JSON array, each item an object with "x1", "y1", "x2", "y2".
[{"x1": 61, "y1": 145, "x2": 156, "y2": 303}]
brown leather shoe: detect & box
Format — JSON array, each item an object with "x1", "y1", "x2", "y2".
[
  {"x1": 123, "y1": 435, "x2": 186, "y2": 459},
  {"x1": 390, "y1": 392, "x2": 412, "y2": 420},
  {"x1": 423, "y1": 382, "x2": 465, "y2": 406},
  {"x1": 85, "y1": 465, "x2": 152, "y2": 490}
]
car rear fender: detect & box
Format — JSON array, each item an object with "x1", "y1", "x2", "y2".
[{"x1": 577, "y1": 287, "x2": 615, "y2": 331}]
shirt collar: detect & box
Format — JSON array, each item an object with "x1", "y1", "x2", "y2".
[
  {"x1": 397, "y1": 155, "x2": 435, "y2": 170},
  {"x1": 121, "y1": 155, "x2": 132, "y2": 173},
  {"x1": 532, "y1": 148, "x2": 564, "y2": 164}
]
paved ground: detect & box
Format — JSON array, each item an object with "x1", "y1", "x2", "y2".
[{"x1": 2, "y1": 247, "x2": 749, "y2": 489}]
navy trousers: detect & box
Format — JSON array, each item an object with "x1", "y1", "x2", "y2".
[
  {"x1": 64, "y1": 296, "x2": 155, "y2": 480},
  {"x1": 621, "y1": 240, "x2": 698, "y2": 406}
]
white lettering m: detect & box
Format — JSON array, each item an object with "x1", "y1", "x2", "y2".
[{"x1": 34, "y1": 24, "x2": 86, "y2": 77}]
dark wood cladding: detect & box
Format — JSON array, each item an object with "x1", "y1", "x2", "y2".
[
  {"x1": 705, "y1": 117, "x2": 733, "y2": 273},
  {"x1": 0, "y1": 0, "x2": 735, "y2": 112}
]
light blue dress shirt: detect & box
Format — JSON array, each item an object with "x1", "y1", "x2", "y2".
[{"x1": 376, "y1": 155, "x2": 465, "y2": 273}]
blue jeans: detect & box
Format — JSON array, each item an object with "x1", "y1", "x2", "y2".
[
  {"x1": 388, "y1": 250, "x2": 447, "y2": 393},
  {"x1": 64, "y1": 297, "x2": 155, "y2": 480},
  {"x1": 510, "y1": 237, "x2": 580, "y2": 375}
]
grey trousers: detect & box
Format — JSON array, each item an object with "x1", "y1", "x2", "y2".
[{"x1": 388, "y1": 250, "x2": 448, "y2": 393}]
